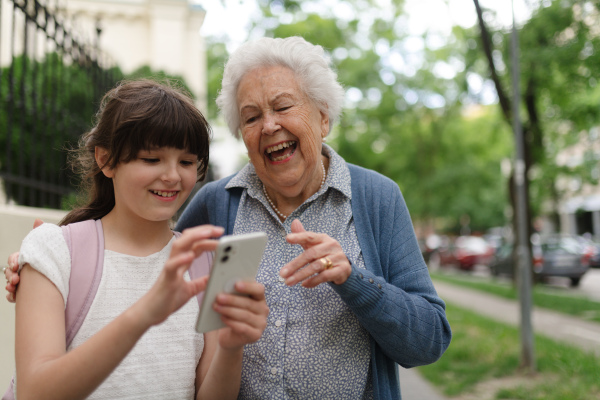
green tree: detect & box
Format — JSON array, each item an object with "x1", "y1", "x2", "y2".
[
  {"x1": 471, "y1": 0, "x2": 600, "y2": 235},
  {"x1": 0, "y1": 53, "x2": 122, "y2": 208},
  {"x1": 205, "y1": 37, "x2": 228, "y2": 121},
  {"x1": 126, "y1": 66, "x2": 195, "y2": 101},
  {"x1": 0, "y1": 54, "x2": 200, "y2": 209}
]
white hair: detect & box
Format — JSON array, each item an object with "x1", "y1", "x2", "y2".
[{"x1": 216, "y1": 36, "x2": 345, "y2": 138}]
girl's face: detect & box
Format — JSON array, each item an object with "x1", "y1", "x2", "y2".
[{"x1": 101, "y1": 146, "x2": 198, "y2": 224}]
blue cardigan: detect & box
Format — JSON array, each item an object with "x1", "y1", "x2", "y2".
[{"x1": 176, "y1": 163, "x2": 452, "y2": 400}]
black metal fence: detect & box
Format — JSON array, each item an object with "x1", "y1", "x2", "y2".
[{"x1": 0, "y1": 0, "x2": 121, "y2": 208}]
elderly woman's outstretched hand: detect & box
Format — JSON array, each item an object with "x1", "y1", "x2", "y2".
[{"x1": 280, "y1": 219, "x2": 352, "y2": 287}]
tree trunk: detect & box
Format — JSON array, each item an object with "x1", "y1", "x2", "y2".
[{"x1": 472, "y1": 0, "x2": 535, "y2": 278}]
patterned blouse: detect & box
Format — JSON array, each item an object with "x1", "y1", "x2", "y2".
[{"x1": 227, "y1": 145, "x2": 373, "y2": 399}]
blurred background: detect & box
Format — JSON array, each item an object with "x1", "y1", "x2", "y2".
[{"x1": 2, "y1": 0, "x2": 600, "y2": 398}]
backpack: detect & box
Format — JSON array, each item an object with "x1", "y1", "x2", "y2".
[{"x1": 3, "y1": 219, "x2": 212, "y2": 400}]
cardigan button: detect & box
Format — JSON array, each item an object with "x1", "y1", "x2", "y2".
[
  {"x1": 369, "y1": 278, "x2": 374, "y2": 284},
  {"x1": 359, "y1": 273, "x2": 364, "y2": 279},
  {"x1": 378, "y1": 284, "x2": 382, "y2": 289}
]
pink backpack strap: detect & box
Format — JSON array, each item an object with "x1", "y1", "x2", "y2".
[
  {"x1": 62, "y1": 219, "x2": 105, "y2": 347},
  {"x1": 2, "y1": 379, "x2": 15, "y2": 399},
  {"x1": 173, "y1": 231, "x2": 213, "y2": 306}
]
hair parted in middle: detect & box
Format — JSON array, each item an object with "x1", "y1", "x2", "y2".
[
  {"x1": 61, "y1": 78, "x2": 212, "y2": 225},
  {"x1": 216, "y1": 36, "x2": 345, "y2": 138}
]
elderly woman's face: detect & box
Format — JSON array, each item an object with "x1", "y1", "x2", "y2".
[{"x1": 237, "y1": 65, "x2": 329, "y2": 198}]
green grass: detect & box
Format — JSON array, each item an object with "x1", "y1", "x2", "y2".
[
  {"x1": 418, "y1": 303, "x2": 600, "y2": 399},
  {"x1": 430, "y1": 271, "x2": 600, "y2": 323}
]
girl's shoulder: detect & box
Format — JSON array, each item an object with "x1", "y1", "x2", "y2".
[
  {"x1": 19, "y1": 222, "x2": 71, "y2": 303},
  {"x1": 21, "y1": 222, "x2": 63, "y2": 246}
]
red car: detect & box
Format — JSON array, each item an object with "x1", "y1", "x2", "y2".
[{"x1": 430, "y1": 235, "x2": 494, "y2": 271}]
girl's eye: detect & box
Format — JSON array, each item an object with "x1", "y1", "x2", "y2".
[
  {"x1": 180, "y1": 160, "x2": 196, "y2": 167},
  {"x1": 141, "y1": 158, "x2": 159, "y2": 164}
]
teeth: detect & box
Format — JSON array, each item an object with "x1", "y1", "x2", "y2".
[
  {"x1": 271, "y1": 154, "x2": 288, "y2": 162},
  {"x1": 152, "y1": 190, "x2": 176, "y2": 197},
  {"x1": 266, "y1": 141, "x2": 295, "y2": 154}
]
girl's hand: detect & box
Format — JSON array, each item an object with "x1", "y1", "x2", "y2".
[
  {"x1": 137, "y1": 225, "x2": 224, "y2": 327},
  {"x1": 279, "y1": 219, "x2": 352, "y2": 287},
  {"x1": 214, "y1": 280, "x2": 268, "y2": 349}
]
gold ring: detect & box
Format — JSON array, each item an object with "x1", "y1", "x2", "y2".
[{"x1": 320, "y1": 257, "x2": 333, "y2": 270}]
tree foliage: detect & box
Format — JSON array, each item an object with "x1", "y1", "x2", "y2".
[
  {"x1": 471, "y1": 0, "x2": 600, "y2": 232},
  {"x1": 202, "y1": 0, "x2": 600, "y2": 235},
  {"x1": 0, "y1": 53, "x2": 198, "y2": 208},
  {"x1": 0, "y1": 53, "x2": 122, "y2": 207},
  {"x1": 202, "y1": 0, "x2": 513, "y2": 232}
]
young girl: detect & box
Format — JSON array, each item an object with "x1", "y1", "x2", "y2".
[{"x1": 11, "y1": 79, "x2": 268, "y2": 399}]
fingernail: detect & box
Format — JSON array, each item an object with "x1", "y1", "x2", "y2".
[{"x1": 280, "y1": 268, "x2": 288, "y2": 277}]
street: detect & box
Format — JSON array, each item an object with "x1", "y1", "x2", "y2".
[{"x1": 468, "y1": 264, "x2": 600, "y2": 301}]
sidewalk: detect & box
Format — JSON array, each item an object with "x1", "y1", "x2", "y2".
[
  {"x1": 400, "y1": 278, "x2": 600, "y2": 400},
  {"x1": 433, "y1": 280, "x2": 600, "y2": 357},
  {"x1": 400, "y1": 366, "x2": 448, "y2": 400}
]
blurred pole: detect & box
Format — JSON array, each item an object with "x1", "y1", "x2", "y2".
[{"x1": 511, "y1": 0, "x2": 536, "y2": 371}]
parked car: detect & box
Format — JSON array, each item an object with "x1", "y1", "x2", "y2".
[
  {"x1": 574, "y1": 236, "x2": 600, "y2": 268},
  {"x1": 489, "y1": 234, "x2": 590, "y2": 286},
  {"x1": 430, "y1": 235, "x2": 495, "y2": 271},
  {"x1": 419, "y1": 234, "x2": 443, "y2": 264}
]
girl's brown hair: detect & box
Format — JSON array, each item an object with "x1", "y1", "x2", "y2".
[{"x1": 60, "y1": 79, "x2": 211, "y2": 225}]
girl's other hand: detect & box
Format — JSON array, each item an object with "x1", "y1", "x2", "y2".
[{"x1": 214, "y1": 280, "x2": 268, "y2": 349}]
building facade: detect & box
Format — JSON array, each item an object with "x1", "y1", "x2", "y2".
[
  {"x1": 1, "y1": 0, "x2": 208, "y2": 111},
  {"x1": 63, "y1": 0, "x2": 208, "y2": 111}
]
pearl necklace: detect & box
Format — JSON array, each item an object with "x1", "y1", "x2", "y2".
[{"x1": 262, "y1": 160, "x2": 326, "y2": 220}]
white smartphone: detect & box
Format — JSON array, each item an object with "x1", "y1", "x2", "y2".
[{"x1": 195, "y1": 232, "x2": 268, "y2": 333}]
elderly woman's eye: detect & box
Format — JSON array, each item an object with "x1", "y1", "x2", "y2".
[{"x1": 277, "y1": 106, "x2": 291, "y2": 112}]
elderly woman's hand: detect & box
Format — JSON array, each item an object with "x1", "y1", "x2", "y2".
[
  {"x1": 4, "y1": 218, "x2": 43, "y2": 302},
  {"x1": 4, "y1": 253, "x2": 19, "y2": 303},
  {"x1": 280, "y1": 219, "x2": 352, "y2": 287}
]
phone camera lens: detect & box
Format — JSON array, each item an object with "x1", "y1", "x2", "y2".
[
  {"x1": 221, "y1": 255, "x2": 229, "y2": 263},
  {"x1": 224, "y1": 245, "x2": 232, "y2": 253}
]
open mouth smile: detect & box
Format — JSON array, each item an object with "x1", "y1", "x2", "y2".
[
  {"x1": 265, "y1": 140, "x2": 297, "y2": 162},
  {"x1": 150, "y1": 190, "x2": 178, "y2": 198}
]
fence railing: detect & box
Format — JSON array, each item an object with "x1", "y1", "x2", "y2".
[{"x1": 0, "y1": 0, "x2": 121, "y2": 208}]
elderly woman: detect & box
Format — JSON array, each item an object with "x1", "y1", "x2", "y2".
[
  {"x1": 175, "y1": 36, "x2": 451, "y2": 399},
  {"x1": 5, "y1": 36, "x2": 451, "y2": 399}
]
